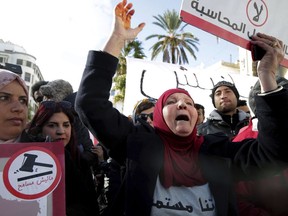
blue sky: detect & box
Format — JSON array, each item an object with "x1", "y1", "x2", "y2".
[{"x1": 1, "y1": 0, "x2": 239, "y2": 90}]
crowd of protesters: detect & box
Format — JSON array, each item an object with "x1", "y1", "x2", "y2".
[{"x1": 1, "y1": 0, "x2": 288, "y2": 216}]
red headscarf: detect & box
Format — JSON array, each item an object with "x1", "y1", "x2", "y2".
[{"x1": 153, "y1": 88, "x2": 206, "y2": 188}]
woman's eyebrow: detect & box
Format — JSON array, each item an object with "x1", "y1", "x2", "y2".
[{"x1": 0, "y1": 91, "x2": 11, "y2": 95}]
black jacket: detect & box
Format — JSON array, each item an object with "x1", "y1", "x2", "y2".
[
  {"x1": 197, "y1": 109, "x2": 250, "y2": 139},
  {"x1": 76, "y1": 50, "x2": 288, "y2": 216},
  {"x1": 64, "y1": 92, "x2": 98, "y2": 166}
]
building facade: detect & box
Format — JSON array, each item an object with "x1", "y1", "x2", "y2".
[{"x1": 0, "y1": 39, "x2": 45, "y2": 117}]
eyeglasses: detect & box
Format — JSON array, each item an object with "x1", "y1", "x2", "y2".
[
  {"x1": 137, "y1": 113, "x2": 153, "y2": 121},
  {"x1": 40, "y1": 100, "x2": 72, "y2": 109}
]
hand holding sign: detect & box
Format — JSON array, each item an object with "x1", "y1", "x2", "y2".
[
  {"x1": 250, "y1": 33, "x2": 284, "y2": 92},
  {"x1": 180, "y1": 0, "x2": 288, "y2": 67}
]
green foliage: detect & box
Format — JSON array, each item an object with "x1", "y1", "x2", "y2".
[
  {"x1": 113, "y1": 74, "x2": 126, "y2": 104},
  {"x1": 146, "y1": 9, "x2": 199, "y2": 64},
  {"x1": 113, "y1": 40, "x2": 146, "y2": 104},
  {"x1": 28, "y1": 103, "x2": 34, "y2": 121}
]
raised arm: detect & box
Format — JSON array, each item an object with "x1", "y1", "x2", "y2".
[{"x1": 75, "y1": 0, "x2": 145, "y2": 161}]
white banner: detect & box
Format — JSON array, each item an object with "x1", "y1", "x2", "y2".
[
  {"x1": 180, "y1": 0, "x2": 288, "y2": 67},
  {"x1": 123, "y1": 58, "x2": 258, "y2": 117}
]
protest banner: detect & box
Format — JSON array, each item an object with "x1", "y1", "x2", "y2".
[
  {"x1": 123, "y1": 57, "x2": 257, "y2": 116},
  {"x1": 180, "y1": 0, "x2": 288, "y2": 67}
]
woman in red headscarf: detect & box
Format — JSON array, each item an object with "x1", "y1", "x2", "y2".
[{"x1": 75, "y1": 1, "x2": 288, "y2": 215}]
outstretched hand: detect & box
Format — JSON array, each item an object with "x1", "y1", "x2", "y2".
[
  {"x1": 113, "y1": 0, "x2": 145, "y2": 42},
  {"x1": 115, "y1": 0, "x2": 134, "y2": 29},
  {"x1": 104, "y1": 0, "x2": 145, "y2": 57}
]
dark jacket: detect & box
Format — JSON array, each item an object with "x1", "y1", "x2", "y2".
[
  {"x1": 197, "y1": 109, "x2": 250, "y2": 139},
  {"x1": 64, "y1": 146, "x2": 99, "y2": 216},
  {"x1": 64, "y1": 92, "x2": 98, "y2": 165},
  {"x1": 75, "y1": 50, "x2": 288, "y2": 216}
]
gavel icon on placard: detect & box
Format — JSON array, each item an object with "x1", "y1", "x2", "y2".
[
  {"x1": 17, "y1": 153, "x2": 54, "y2": 182},
  {"x1": 20, "y1": 153, "x2": 53, "y2": 172}
]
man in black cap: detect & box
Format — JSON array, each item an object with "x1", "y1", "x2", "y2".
[{"x1": 197, "y1": 81, "x2": 250, "y2": 140}]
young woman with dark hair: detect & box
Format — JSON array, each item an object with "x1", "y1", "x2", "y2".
[{"x1": 26, "y1": 100, "x2": 100, "y2": 216}]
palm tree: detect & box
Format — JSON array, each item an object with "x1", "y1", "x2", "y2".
[
  {"x1": 113, "y1": 40, "x2": 146, "y2": 104},
  {"x1": 146, "y1": 9, "x2": 199, "y2": 64}
]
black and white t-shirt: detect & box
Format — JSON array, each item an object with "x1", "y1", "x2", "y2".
[{"x1": 151, "y1": 176, "x2": 216, "y2": 216}]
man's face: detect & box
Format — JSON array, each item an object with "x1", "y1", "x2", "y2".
[{"x1": 214, "y1": 86, "x2": 238, "y2": 114}]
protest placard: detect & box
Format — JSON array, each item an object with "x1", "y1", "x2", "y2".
[
  {"x1": 0, "y1": 142, "x2": 65, "y2": 216},
  {"x1": 180, "y1": 0, "x2": 288, "y2": 67}
]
